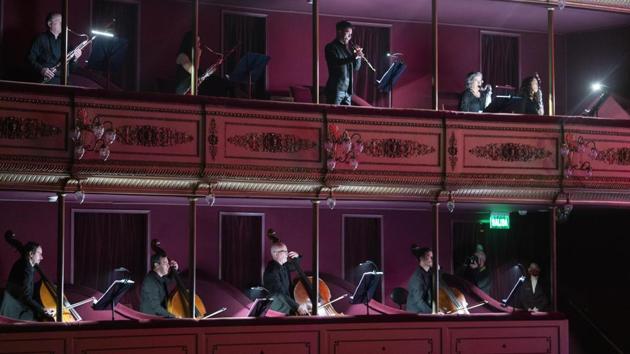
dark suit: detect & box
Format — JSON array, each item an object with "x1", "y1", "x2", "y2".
[
  {"x1": 516, "y1": 276, "x2": 549, "y2": 311},
  {"x1": 0, "y1": 258, "x2": 47, "y2": 320},
  {"x1": 139, "y1": 271, "x2": 175, "y2": 318},
  {"x1": 325, "y1": 39, "x2": 361, "y2": 105},
  {"x1": 263, "y1": 260, "x2": 301, "y2": 314},
  {"x1": 406, "y1": 266, "x2": 433, "y2": 314}
]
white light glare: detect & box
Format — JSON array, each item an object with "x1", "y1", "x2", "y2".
[
  {"x1": 91, "y1": 29, "x2": 114, "y2": 38},
  {"x1": 591, "y1": 82, "x2": 603, "y2": 92}
]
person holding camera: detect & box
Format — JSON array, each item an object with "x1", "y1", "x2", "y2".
[{"x1": 463, "y1": 251, "x2": 492, "y2": 294}]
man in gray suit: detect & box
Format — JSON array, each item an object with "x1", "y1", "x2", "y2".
[{"x1": 325, "y1": 21, "x2": 363, "y2": 105}]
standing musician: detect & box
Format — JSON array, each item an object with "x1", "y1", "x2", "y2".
[
  {"x1": 406, "y1": 245, "x2": 434, "y2": 314},
  {"x1": 27, "y1": 13, "x2": 82, "y2": 84},
  {"x1": 516, "y1": 262, "x2": 549, "y2": 312},
  {"x1": 0, "y1": 242, "x2": 54, "y2": 321},
  {"x1": 175, "y1": 31, "x2": 201, "y2": 95},
  {"x1": 459, "y1": 71, "x2": 492, "y2": 112},
  {"x1": 263, "y1": 229, "x2": 309, "y2": 315},
  {"x1": 325, "y1": 21, "x2": 363, "y2": 105},
  {"x1": 139, "y1": 253, "x2": 179, "y2": 318}
]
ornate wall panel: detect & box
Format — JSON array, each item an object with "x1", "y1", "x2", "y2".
[
  {"x1": 327, "y1": 327, "x2": 440, "y2": 354},
  {"x1": 451, "y1": 325, "x2": 560, "y2": 354},
  {"x1": 73, "y1": 332, "x2": 197, "y2": 354},
  {"x1": 0, "y1": 91, "x2": 70, "y2": 159},
  {"x1": 206, "y1": 330, "x2": 318, "y2": 354}
]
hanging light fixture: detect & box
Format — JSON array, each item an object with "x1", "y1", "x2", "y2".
[
  {"x1": 72, "y1": 109, "x2": 116, "y2": 161},
  {"x1": 446, "y1": 191, "x2": 455, "y2": 213},
  {"x1": 560, "y1": 134, "x2": 598, "y2": 178},
  {"x1": 326, "y1": 190, "x2": 336, "y2": 210},
  {"x1": 325, "y1": 124, "x2": 363, "y2": 171}
]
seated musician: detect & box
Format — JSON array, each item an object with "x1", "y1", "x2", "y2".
[
  {"x1": 27, "y1": 13, "x2": 82, "y2": 84},
  {"x1": 139, "y1": 253, "x2": 179, "y2": 318},
  {"x1": 0, "y1": 242, "x2": 54, "y2": 321},
  {"x1": 406, "y1": 245, "x2": 433, "y2": 314},
  {"x1": 519, "y1": 75, "x2": 544, "y2": 115},
  {"x1": 175, "y1": 31, "x2": 201, "y2": 95},
  {"x1": 515, "y1": 262, "x2": 549, "y2": 312},
  {"x1": 459, "y1": 71, "x2": 492, "y2": 112},
  {"x1": 262, "y1": 230, "x2": 309, "y2": 315}
]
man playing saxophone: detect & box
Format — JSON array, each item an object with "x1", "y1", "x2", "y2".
[{"x1": 28, "y1": 13, "x2": 82, "y2": 84}]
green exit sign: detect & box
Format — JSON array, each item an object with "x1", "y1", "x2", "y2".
[{"x1": 490, "y1": 212, "x2": 510, "y2": 229}]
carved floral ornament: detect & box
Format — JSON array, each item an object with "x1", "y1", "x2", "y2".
[
  {"x1": 0, "y1": 116, "x2": 61, "y2": 140},
  {"x1": 115, "y1": 125, "x2": 194, "y2": 147},
  {"x1": 73, "y1": 109, "x2": 116, "y2": 161},
  {"x1": 362, "y1": 138, "x2": 435, "y2": 158},
  {"x1": 227, "y1": 131, "x2": 317, "y2": 153},
  {"x1": 325, "y1": 124, "x2": 363, "y2": 170},
  {"x1": 469, "y1": 142, "x2": 552, "y2": 162}
]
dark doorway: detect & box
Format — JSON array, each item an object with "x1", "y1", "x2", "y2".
[
  {"x1": 220, "y1": 213, "x2": 263, "y2": 292},
  {"x1": 343, "y1": 215, "x2": 383, "y2": 301}
]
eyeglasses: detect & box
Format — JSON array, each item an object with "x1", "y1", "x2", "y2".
[{"x1": 274, "y1": 250, "x2": 288, "y2": 254}]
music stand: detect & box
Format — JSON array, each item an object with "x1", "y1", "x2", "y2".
[
  {"x1": 228, "y1": 52, "x2": 270, "y2": 99},
  {"x1": 377, "y1": 61, "x2": 406, "y2": 107},
  {"x1": 246, "y1": 297, "x2": 274, "y2": 317},
  {"x1": 484, "y1": 95, "x2": 522, "y2": 113},
  {"x1": 501, "y1": 276, "x2": 525, "y2": 308},
  {"x1": 92, "y1": 279, "x2": 135, "y2": 320},
  {"x1": 87, "y1": 36, "x2": 128, "y2": 90},
  {"x1": 349, "y1": 271, "x2": 383, "y2": 315}
]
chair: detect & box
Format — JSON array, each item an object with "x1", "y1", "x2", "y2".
[{"x1": 390, "y1": 287, "x2": 408, "y2": 309}]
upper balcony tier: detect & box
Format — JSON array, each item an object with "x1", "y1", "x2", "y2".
[{"x1": 2, "y1": 81, "x2": 630, "y2": 205}]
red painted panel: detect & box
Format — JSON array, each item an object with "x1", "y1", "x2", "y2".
[
  {"x1": 205, "y1": 330, "x2": 318, "y2": 354},
  {"x1": 0, "y1": 338, "x2": 65, "y2": 354},
  {"x1": 74, "y1": 333, "x2": 196, "y2": 354},
  {"x1": 328, "y1": 328, "x2": 440, "y2": 354}
]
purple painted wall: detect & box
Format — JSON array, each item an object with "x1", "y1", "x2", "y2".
[{"x1": 0, "y1": 200, "x2": 455, "y2": 308}]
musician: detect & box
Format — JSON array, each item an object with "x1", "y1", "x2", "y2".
[
  {"x1": 27, "y1": 13, "x2": 82, "y2": 84},
  {"x1": 463, "y1": 250, "x2": 492, "y2": 294},
  {"x1": 516, "y1": 262, "x2": 549, "y2": 312},
  {"x1": 175, "y1": 31, "x2": 201, "y2": 95},
  {"x1": 263, "y1": 235, "x2": 309, "y2": 315},
  {"x1": 406, "y1": 246, "x2": 433, "y2": 314},
  {"x1": 139, "y1": 253, "x2": 179, "y2": 318},
  {"x1": 459, "y1": 72, "x2": 492, "y2": 112},
  {"x1": 325, "y1": 21, "x2": 362, "y2": 105},
  {"x1": 519, "y1": 75, "x2": 544, "y2": 115},
  {"x1": 0, "y1": 242, "x2": 53, "y2": 321}
]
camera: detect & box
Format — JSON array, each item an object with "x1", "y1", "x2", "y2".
[{"x1": 465, "y1": 255, "x2": 479, "y2": 266}]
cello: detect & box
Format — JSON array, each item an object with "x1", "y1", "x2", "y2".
[
  {"x1": 150, "y1": 239, "x2": 207, "y2": 319},
  {"x1": 438, "y1": 271, "x2": 488, "y2": 314},
  {"x1": 4, "y1": 230, "x2": 94, "y2": 322}
]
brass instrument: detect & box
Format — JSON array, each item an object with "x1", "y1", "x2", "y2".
[
  {"x1": 351, "y1": 43, "x2": 376, "y2": 72},
  {"x1": 42, "y1": 35, "x2": 95, "y2": 83}
]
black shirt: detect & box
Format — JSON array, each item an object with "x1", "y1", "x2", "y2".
[
  {"x1": 406, "y1": 266, "x2": 433, "y2": 314},
  {"x1": 459, "y1": 89, "x2": 490, "y2": 113},
  {"x1": 263, "y1": 259, "x2": 301, "y2": 314},
  {"x1": 28, "y1": 31, "x2": 61, "y2": 78},
  {"x1": 139, "y1": 271, "x2": 174, "y2": 318},
  {"x1": 0, "y1": 258, "x2": 47, "y2": 320}
]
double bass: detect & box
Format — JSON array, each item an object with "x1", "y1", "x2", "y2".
[
  {"x1": 267, "y1": 229, "x2": 345, "y2": 316},
  {"x1": 4, "y1": 230, "x2": 94, "y2": 322},
  {"x1": 150, "y1": 239, "x2": 207, "y2": 319}
]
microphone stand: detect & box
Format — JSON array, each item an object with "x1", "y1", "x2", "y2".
[{"x1": 501, "y1": 275, "x2": 525, "y2": 308}]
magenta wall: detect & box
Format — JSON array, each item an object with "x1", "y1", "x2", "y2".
[
  {"x1": 0, "y1": 200, "x2": 454, "y2": 308},
  {"x1": 1, "y1": 0, "x2": 557, "y2": 110}
]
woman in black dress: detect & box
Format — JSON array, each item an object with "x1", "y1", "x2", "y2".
[
  {"x1": 519, "y1": 75, "x2": 544, "y2": 115},
  {"x1": 459, "y1": 72, "x2": 492, "y2": 112}
]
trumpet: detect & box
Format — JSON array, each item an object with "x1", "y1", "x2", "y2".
[{"x1": 351, "y1": 43, "x2": 376, "y2": 72}]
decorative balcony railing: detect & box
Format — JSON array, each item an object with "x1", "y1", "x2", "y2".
[{"x1": 2, "y1": 82, "x2": 630, "y2": 205}]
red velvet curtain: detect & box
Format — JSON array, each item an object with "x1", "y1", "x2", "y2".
[
  {"x1": 223, "y1": 13, "x2": 267, "y2": 99},
  {"x1": 91, "y1": 0, "x2": 138, "y2": 90},
  {"x1": 352, "y1": 26, "x2": 390, "y2": 107},
  {"x1": 220, "y1": 214, "x2": 262, "y2": 292},
  {"x1": 73, "y1": 212, "x2": 147, "y2": 306},
  {"x1": 481, "y1": 34, "x2": 519, "y2": 89},
  {"x1": 343, "y1": 216, "x2": 382, "y2": 301}
]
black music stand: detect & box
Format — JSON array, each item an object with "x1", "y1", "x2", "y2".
[
  {"x1": 484, "y1": 95, "x2": 522, "y2": 113},
  {"x1": 93, "y1": 279, "x2": 134, "y2": 320},
  {"x1": 247, "y1": 297, "x2": 274, "y2": 317},
  {"x1": 377, "y1": 61, "x2": 406, "y2": 107},
  {"x1": 87, "y1": 36, "x2": 128, "y2": 90},
  {"x1": 228, "y1": 52, "x2": 270, "y2": 99},
  {"x1": 349, "y1": 271, "x2": 383, "y2": 315},
  {"x1": 501, "y1": 275, "x2": 526, "y2": 308}
]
